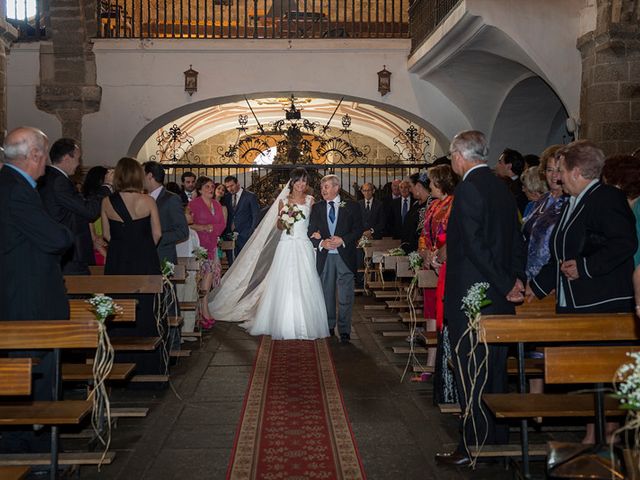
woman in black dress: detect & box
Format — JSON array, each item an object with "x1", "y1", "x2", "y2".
[{"x1": 101, "y1": 157, "x2": 163, "y2": 375}]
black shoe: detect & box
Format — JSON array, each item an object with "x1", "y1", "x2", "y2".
[
  {"x1": 339, "y1": 334, "x2": 351, "y2": 344},
  {"x1": 435, "y1": 451, "x2": 471, "y2": 467}
]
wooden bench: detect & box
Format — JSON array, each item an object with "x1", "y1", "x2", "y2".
[
  {"x1": 65, "y1": 275, "x2": 167, "y2": 383},
  {"x1": 0, "y1": 466, "x2": 30, "y2": 479},
  {"x1": 69, "y1": 298, "x2": 137, "y2": 323},
  {"x1": 479, "y1": 311, "x2": 639, "y2": 477},
  {"x1": 0, "y1": 320, "x2": 115, "y2": 472}
]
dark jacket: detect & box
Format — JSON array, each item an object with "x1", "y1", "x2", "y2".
[
  {"x1": 387, "y1": 195, "x2": 412, "y2": 240},
  {"x1": 359, "y1": 198, "x2": 387, "y2": 239},
  {"x1": 444, "y1": 165, "x2": 526, "y2": 341},
  {"x1": 225, "y1": 189, "x2": 260, "y2": 251},
  {"x1": 0, "y1": 165, "x2": 73, "y2": 320},
  {"x1": 308, "y1": 198, "x2": 363, "y2": 274},
  {"x1": 156, "y1": 188, "x2": 189, "y2": 264},
  {"x1": 530, "y1": 181, "x2": 636, "y2": 313},
  {"x1": 38, "y1": 166, "x2": 109, "y2": 274}
]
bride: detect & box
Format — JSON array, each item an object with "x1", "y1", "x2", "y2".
[{"x1": 208, "y1": 168, "x2": 329, "y2": 340}]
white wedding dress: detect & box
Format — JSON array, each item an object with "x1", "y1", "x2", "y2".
[
  {"x1": 245, "y1": 195, "x2": 329, "y2": 340},
  {"x1": 208, "y1": 191, "x2": 329, "y2": 340}
]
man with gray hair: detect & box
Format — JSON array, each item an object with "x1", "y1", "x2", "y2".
[
  {"x1": 436, "y1": 130, "x2": 526, "y2": 466},
  {"x1": 0, "y1": 127, "x2": 73, "y2": 453},
  {"x1": 308, "y1": 174, "x2": 363, "y2": 343}
]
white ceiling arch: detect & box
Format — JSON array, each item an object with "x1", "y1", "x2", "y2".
[{"x1": 131, "y1": 91, "x2": 448, "y2": 162}]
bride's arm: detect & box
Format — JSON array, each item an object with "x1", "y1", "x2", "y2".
[{"x1": 276, "y1": 199, "x2": 285, "y2": 231}]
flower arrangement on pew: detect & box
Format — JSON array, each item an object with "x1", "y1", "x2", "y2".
[
  {"x1": 387, "y1": 246, "x2": 406, "y2": 256},
  {"x1": 613, "y1": 352, "x2": 640, "y2": 472},
  {"x1": 156, "y1": 258, "x2": 177, "y2": 374},
  {"x1": 86, "y1": 294, "x2": 120, "y2": 468},
  {"x1": 278, "y1": 203, "x2": 306, "y2": 235},
  {"x1": 455, "y1": 282, "x2": 492, "y2": 467},
  {"x1": 401, "y1": 251, "x2": 426, "y2": 382}
]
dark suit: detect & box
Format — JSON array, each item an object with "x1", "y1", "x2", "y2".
[
  {"x1": 180, "y1": 189, "x2": 195, "y2": 206},
  {"x1": 359, "y1": 198, "x2": 387, "y2": 239},
  {"x1": 38, "y1": 166, "x2": 109, "y2": 274},
  {"x1": 400, "y1": 200, "x2": 426, "y2": 253},
  {"x1": 225, "y1": 189, "x2": 260, "y2": 257},
  {"x1": 503, "y1": 176, "x2": 528, "y2": 216},
  {"x1": 387, "y1": 195, "x2": 412, "y2": 240},
  {"x1": 530, "y1": 181, "x2": 636, "y2": 313},
  {"x1": 156, "y1": 188, "x2": 189, "y2": 264},
  {"x1": 0, "y1": 165, "x2": 73, "y2": 446},
  {"x1": 308, "y1": 198, "x2": 363, "y2": 338},
  {"x1": 444, "y1": 165, "x2": 526, "y2": 451}
]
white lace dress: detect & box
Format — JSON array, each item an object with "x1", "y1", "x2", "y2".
[{"x1": 245, "y1": 196, "x2": 329, "y2": 340}]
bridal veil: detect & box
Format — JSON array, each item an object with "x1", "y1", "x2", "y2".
[{"x1": 207, "y1": 183, "x2": 291, "y2": 322}]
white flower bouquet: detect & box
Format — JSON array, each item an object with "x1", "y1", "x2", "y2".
[
  {"x1": 387, "y1": 247, "x2": 406, "y2": 256},
  {"x1": 161, "y1": 259, "x2": 175, "y2": 277},
  {"x1": 279, "y1": 203, "x2": 306, "y2": 235},
  {"x1": 86, "y1": 294, "x2": 122, "y2": 323},
  {"x1": 408, "y1": 251, "x2": 423, "y2": 272},
  {"x1": 192, "y1": 246, "x2": 208, "y2": 261},
  {"x1": 615, "y1": 352, "x2": 640, "y2": 410}
]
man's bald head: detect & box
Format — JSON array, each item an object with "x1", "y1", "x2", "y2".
[{"x1": 3, "y1": 127, "x2": 49, "y2": 180}]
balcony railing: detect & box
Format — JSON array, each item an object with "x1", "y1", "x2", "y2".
[
  {"x1": 409, "y1": 0, "x2": 460, "y2": 52},
  {"x1": 97, "y1": 0, "x2": 409, "y2": 39}
]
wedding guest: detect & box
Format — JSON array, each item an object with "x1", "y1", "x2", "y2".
[
  {"x1": 524, "y1": 153, "x2": 540, "y2": 168},
  {"x1": 0, "y1": 127, "x2": 73, "y2": 453},
  {"x1": 81, "y1": 165, "x2": 114, "y2": 265},
  {"x1": 102, "y1": 157, "x2": 164, "y2": 376},
  {"x1": 356, "y1": 183, "x2": 386, "y2": 288},
  {"x1": 437, "y1": 130, "x2": 525, "y2": 466},
  {"x1": 403, "y1": 173, "x2": 430, "y2": 253},
  {"x1": 223, "y1": 175, "x2": 260, "y2": 260},
  {"x1": 602, "y1": 154, "x2": 640, "y2": 316},
  {"x1": 39, "y1": 138, "x2": 111, "y2": 274},
  {"x1": 419, "y1": 165, "x2": 458, "y2": 403},
  {"x1": 527, "y1": 140, "x2": 636, "y2": 314},
  {"x1": 388, "y1": 180, "x2": 412, "y2": 240},
  {"x1": 180, "y1": 171, "x2": 196, "y2": 205},
  {"x1": 522, "y1": 145, "x2": 566, "y2": 280},
  {"x1": 188, "y1": 176, "x2": 226, "y2": 328},
  {"x1": 520, "y1": 166, "x2": 548, "y2": 218},
  {"x1": 495, "y1": 148, "x2": 528, "y2": 215}
]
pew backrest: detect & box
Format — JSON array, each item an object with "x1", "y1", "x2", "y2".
[
  {"x1": 544, "y1": 345, "x2": 640, "y2": 384},
  {"x1": 69, "y1": 299, "x2": 137, "y2": 322},
  {"x1": 0, "y1": 358, "x2": 32, "y2": 396},
  {"x1": 64, "y1": 275, "x2": 163, "y2": 294},
  {"x1": 0, "y1": 320, "x2": 100, "y2": 349}
]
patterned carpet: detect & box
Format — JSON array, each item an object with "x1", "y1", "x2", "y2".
[{"x1": 227, "y1": 336, "x2": 366, "y2": 479}]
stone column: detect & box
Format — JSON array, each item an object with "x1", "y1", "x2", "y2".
[
  {"x1": 36, "y1": 0, "x2": 101, "y2": 144},
  {"x1": 578, "y1": 0, "x2": 640, "y2": 155}
]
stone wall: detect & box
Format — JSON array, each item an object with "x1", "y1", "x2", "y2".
[{"x1": 578, "y1": 0, "x2": 640, "y2": 154}]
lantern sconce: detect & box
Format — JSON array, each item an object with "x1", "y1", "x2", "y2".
[
  {"x1": 377, "y1": 65, "x2": 391, "y2": 96},
  {"x1": 184, "y1": 65, "x2": 198, "y2": 96}
]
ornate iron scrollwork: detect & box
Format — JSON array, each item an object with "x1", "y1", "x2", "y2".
[
  {"x1": 388, "y1": 124, "x2": 432, "y2": 164},
  {"x1": 151, "y1": 124, "x2": 200, "y2": 164}
]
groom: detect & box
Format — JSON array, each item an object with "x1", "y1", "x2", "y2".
[{"x1": 308, "y1": 175, "x2": 363, "y2": 343}]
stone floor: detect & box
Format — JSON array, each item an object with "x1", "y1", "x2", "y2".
[{"x1": 73, "y1": 296, "x2": 564, "y2": 480}]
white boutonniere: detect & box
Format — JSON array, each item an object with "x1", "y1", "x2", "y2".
[{"x1": 339, "y1": 201, "x2": 347, "y2": 208}]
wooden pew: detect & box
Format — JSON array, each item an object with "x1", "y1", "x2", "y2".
[
  {"x1": 69, "y1": 298, "x2": 137, "y2": 323},
  {"x1": 0, "y1": 320, "x2": 115, "y2": 472},
  {"x1": 88, "y1": 265, "x2": 187, "y2": 282},
  {"x1": 65, "y1": 275, "x2": 167, "y2": 383},
  {"x1": 479, "y1": 312, "x2": 639, "y2": 476}
]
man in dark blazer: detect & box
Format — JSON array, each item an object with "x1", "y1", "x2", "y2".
[
  {"x1": 387, "y1": 180, "x2": 412, "y2": 240},
  {"x1": 143, "y1": 161, "x2": 189, "y2": 264},
  {"x1": 528, "y1": 140, "x2": 637, "y2": 313},
  {"x1": 308, "y1": 175, "x2": 363, "y2": 343},
  {"x1": 495, "y1": 148, "x2": 528, "y2": 215},
  {"x1": 356, "y1": 183, "x2": 386, "y2": 287},
  {"x1": 179, "y1": 171, "x2": 196, "y2": 206},
  {"x1": 0, "y1": 127, "x2": 74, "y2": 452},
  {"x1": 38, "y1": 138, "x2": 111, "y2": 274},
  {"x1": 436, "y1": 131, "x2": 526, "y2": 466},
  {"x1": 224, "y1": 175, "x2": 260, "y2": 261}
]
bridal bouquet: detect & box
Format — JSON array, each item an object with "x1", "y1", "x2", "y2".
[{"x1": 279, "y1": 204, "x2": 306, "y2": 235}]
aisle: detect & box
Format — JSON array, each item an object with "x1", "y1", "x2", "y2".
[
  {"x1": 228, "y1": 337, "x2": 365, "y2": 479},
  {"x1": 79, "y1": 296, "x2": 512, "y2": 479}
]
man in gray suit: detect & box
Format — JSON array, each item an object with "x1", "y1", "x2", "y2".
[
  {"x1": 144, "y1": 161, "x2": 189, "y2": 350},
  {"x1": 143, "y1": 161, "x2": 189, "y2": 264}
]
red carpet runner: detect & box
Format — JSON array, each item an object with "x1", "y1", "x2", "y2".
[{"x1": 227, "y1": 337, "x2": 366, "y2": 479}]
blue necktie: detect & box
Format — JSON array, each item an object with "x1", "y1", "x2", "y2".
[
  {"x1": 401, "y1": 198, "x2": 408, "y2": 222},
  {"x1": 328, "y1": 201, "x2": 336, "y2": 223}
]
